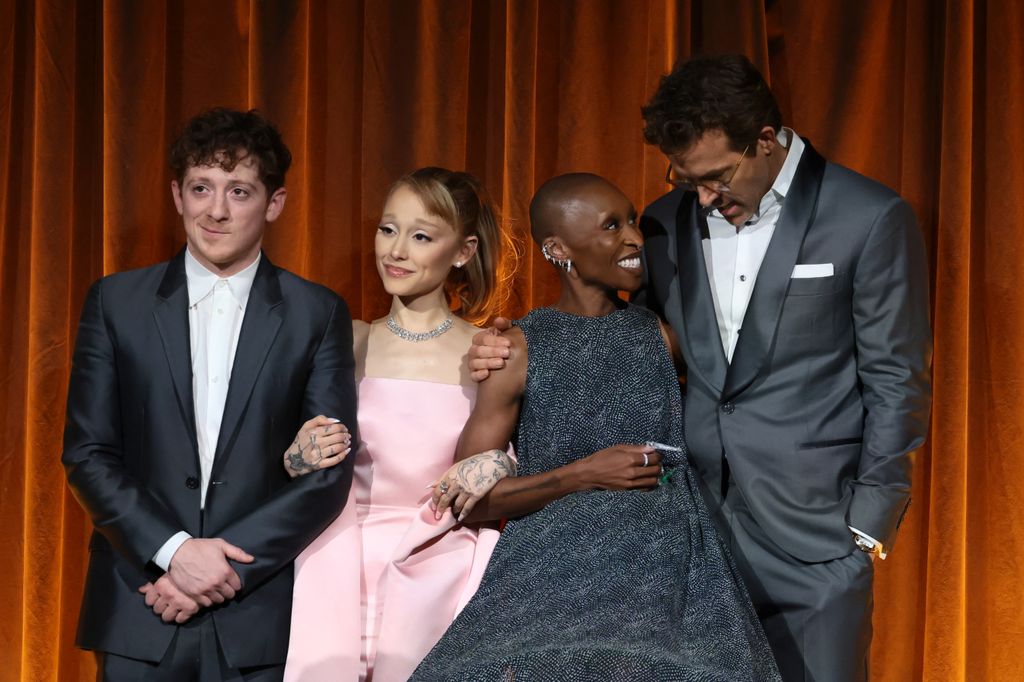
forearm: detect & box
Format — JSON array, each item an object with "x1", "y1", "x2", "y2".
[
  {"x1": 217, "y1": 459, "x2": 352, "y2": 593},
  {"x1": 461, "y1": 462, "x2": 582, "y2": 523},
  {"x1": 849, "y1": 197, "x2": 933, "y2": 545},
  {"x1": 64, "y1": 447, "x2": 184, "y2": 568},
  {"x1": 62, "y1": 280, "x2": 182, "y2": 568},
  {"x1": 220, "y1": 295, "x2": 358, "y2": 593}
]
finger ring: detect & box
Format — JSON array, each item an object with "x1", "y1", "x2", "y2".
[
  {"x1": 439, "y1": 481, "x2": 450, "y2": 494},
  {"x1": 642, "y1": 453, "x2": 649, "y2": 467}
]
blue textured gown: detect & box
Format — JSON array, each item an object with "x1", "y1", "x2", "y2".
[{"x1": 411, "y1": 305, "x2": 780, "y2": 681}]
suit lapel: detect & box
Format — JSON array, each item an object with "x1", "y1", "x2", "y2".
[
  {"x1": 722, "y1": 140, "x2": 827, "y2": 401},
  {"x1": 152, "y1": 250, "x2": 200, "y2": 458},
  {"x1": 676, "y1": 192, "x2": 729, "y2": 395},
  {"x1": 211, "y1": 255, "x2": 284, "y2": 476}
]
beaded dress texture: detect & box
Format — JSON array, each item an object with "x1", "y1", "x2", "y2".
[{"x1": 412, "y1": 305, "x2": 780, "y2": 681}]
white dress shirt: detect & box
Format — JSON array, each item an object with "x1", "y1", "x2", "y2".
[
  {"x1": 151, "y1": 249, "x2": 260, "y2": 570},
  {"x1": 703, "y1": 128, "x2": 803, "y2": 362}
]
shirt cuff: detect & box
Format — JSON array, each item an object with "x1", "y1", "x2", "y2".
[
  {"x1": 849, "y1": 526, "x2": 887, "y2": 559},
  {"x1": 152, "y1": 531, "x2": 192, "y2": 571}
]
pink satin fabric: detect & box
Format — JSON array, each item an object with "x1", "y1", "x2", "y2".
[{"x1": 284, "y1": 377, "x2": 499, "y2": 682}]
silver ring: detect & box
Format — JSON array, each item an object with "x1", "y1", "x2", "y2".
[
  {"x1": 642, "y1": 453, "x2": 649, "y2": 467},
  {"x1": 438, "y1": 481, "x2": 450, "y2": 494}
]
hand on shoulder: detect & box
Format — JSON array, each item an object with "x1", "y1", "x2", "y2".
[{"x1": 468, "y1": 316, "x2": 514, "y2": 381}]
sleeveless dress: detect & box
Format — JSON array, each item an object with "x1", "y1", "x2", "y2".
[
  {"x1": 412, "y1": 306, "x2": 780, "y2": 681},
  {"x1": 285, "y1": 377, "x2": 499, "y2": 682}
]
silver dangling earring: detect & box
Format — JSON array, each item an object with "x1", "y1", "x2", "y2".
[{"x1": 542, "y1": 243, "x2": 573, "y2": 273}]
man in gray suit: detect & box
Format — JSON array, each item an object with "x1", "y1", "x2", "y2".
[
  {"x1": 471, "y1": 55, "x2": 932, "y2": 681},
  {"x1": 635, "y1": 54, "x2": 932, "y2": 680}
]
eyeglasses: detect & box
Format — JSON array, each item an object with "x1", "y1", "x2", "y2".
[{"x1": 665, "y1": 144, "x2": 750, "y2": 194}]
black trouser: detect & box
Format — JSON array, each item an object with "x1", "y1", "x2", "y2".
[
  {"x1": 708, "y1": 478, "x2": 874, "y2": 682},
  {"x1": 95, "y1": 614, "x2": 284, "y2": 682}
]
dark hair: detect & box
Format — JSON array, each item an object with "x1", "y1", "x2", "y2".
[
  {"x1": 390, "y1": 167, "x2": 515, "y2": 324},
  {"x1": 169, "y1": 108, "x2": 292, "y2": 195},
  {"x1": 641, "y1": 54, "x2": 781, "y2": 154}
]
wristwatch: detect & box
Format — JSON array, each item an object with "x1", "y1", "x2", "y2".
[{"x1": 852, "y1": 533, "x2": 885, "y2": 558}]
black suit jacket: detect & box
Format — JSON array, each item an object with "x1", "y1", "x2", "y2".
[
  {"x1": 638, "y1": 141, "x2": 932, "y2": 562},
  {"x1": 63, "y1": 249, "x2": 358, "y2": 667}
]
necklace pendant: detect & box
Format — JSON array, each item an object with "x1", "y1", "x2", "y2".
[{"x1": 386, "y1": 314, "x2": 454, "y2": 342}]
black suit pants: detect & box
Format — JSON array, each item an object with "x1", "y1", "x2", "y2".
[{"x1": 95, "y1": 613, "x2": 284, "y2": 682}]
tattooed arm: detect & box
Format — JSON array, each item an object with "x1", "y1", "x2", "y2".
[
  {"x1": 283, "y1": 415, "x2": 353, "y2": 478},
  {"x1": 433, "y1": 327, "x2": 661, "y2": 523}
]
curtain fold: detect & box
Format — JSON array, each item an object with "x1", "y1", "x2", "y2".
[{"x1": 2, "y1": 1, "x2": 1020, "y2": 679}]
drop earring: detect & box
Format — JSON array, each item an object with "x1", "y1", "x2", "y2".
[{"x1": 542, "y1": 243, "x2": 572, "y2": 273}]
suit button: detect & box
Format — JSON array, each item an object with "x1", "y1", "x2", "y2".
[
  {"x1": 185, "y1": 476, "x2": 199, "y2": 489},
  {"x1": 721, "y1": 402, "x2": 735, "y2": 414}
]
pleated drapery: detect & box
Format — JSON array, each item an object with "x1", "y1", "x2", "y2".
[{"x1": 2, "y1": 1, "x2": 1021, "y2": 680}]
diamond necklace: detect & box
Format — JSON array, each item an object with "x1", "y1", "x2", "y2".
[{"x1": 386, "y1": 314, "x2": 454, "y2": 342}]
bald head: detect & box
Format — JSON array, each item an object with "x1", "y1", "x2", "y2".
[{"x1": 529, "y1": 173, "x2": 622, "y2": 245}]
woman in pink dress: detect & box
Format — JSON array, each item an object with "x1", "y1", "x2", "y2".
[{"x1": 281, "y1": 167, "x2": 515, "y2": 682}]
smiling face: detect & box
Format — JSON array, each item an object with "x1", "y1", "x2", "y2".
[
  {"x1": 171, "y1": 153, "x2": 286, "y2": 276},
  {"x1": 550, "y1": 180, "x2": 643, "y2": 293},
  {"x1": 375, "y1": 184, "x2": 478, "y2": 301},
  {"x1": 666, "y1": 127, "x2": 779, "y2": 226}
]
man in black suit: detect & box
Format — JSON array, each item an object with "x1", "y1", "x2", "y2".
[
  {"x1": 634, "y1": 55, "x2": 932, "y2": 680},
  {"x1": 63, "y1": 108, "x2": 357, "y2": 680},
  {"x1": 470, "y1": 55, "x2": 932, "y2": 681}
]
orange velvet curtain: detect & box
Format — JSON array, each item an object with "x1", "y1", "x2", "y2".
[{"x1": 1, "y1": 1, "x2": 1021, "y2": 680}]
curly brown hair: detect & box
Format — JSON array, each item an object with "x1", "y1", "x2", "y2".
[{"x1": 169, "y1": 108, "x2": 292, "y2": 194}]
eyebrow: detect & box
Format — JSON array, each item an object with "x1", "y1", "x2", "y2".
[
  {"x1": 596, "y1": 207, "x2": 639, "y2": 222},
  {"x1": 694, "y1": 165, "x2": 733, "y2": 181},
  {"x1": 187, "y1": 176, "x2": 258, "y2": 189},
  {"x1": 380, "y1": 214, "x2": 446, "y2": 231}
]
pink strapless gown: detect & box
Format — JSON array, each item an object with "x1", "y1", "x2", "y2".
[{"x1": 284, "y1": 377, "x2": 499, "y2": 682}]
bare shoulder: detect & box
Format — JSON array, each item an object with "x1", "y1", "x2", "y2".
[
  {"x1": 352, "y1": 319, "x2": 370, "y2": 376},
  {"x1": 352, "y1": 319, "x2": 370, "y2": 341}
]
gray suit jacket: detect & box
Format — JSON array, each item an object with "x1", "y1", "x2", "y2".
[{"x1": 638, "y1": 140, "x2": 932, "y2": 563}]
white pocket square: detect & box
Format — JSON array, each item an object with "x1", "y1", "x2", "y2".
[{"x1": 791, "y1": 263, "x2": 834, "y2": 278}]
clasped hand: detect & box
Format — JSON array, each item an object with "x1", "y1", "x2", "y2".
[{"x1": 138, "y1": 537, "x2": 254, "y2": 623}]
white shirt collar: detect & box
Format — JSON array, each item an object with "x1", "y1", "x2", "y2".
[
  {"x1": 769, "y1": 127, "x2": 804, "y2": 200},
  {"x1": 185, "y1": 248, "x2": 261, "y2": 309}
]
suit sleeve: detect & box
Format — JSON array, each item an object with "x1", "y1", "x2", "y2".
[
  {"x1": 631, "y1": 210, "x2": 670, "y2": 317},
  {"x1": 216, "y1": 294, "x2": 358, "y2": 595},
  {"x1": 848, "y1": 197, "x2": 933, "y2": 549},
  {"x1": 62, "y1": 280, "x2": 183, "y2": 570}
]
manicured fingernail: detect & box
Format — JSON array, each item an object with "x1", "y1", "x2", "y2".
[{"x1": 326, "y1": 418, "x2": 341, "y2": 423}]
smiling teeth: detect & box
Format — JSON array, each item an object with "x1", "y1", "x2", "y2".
[{"x1": 618, "y1": 257, "x2": 640, "y2": 269}]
